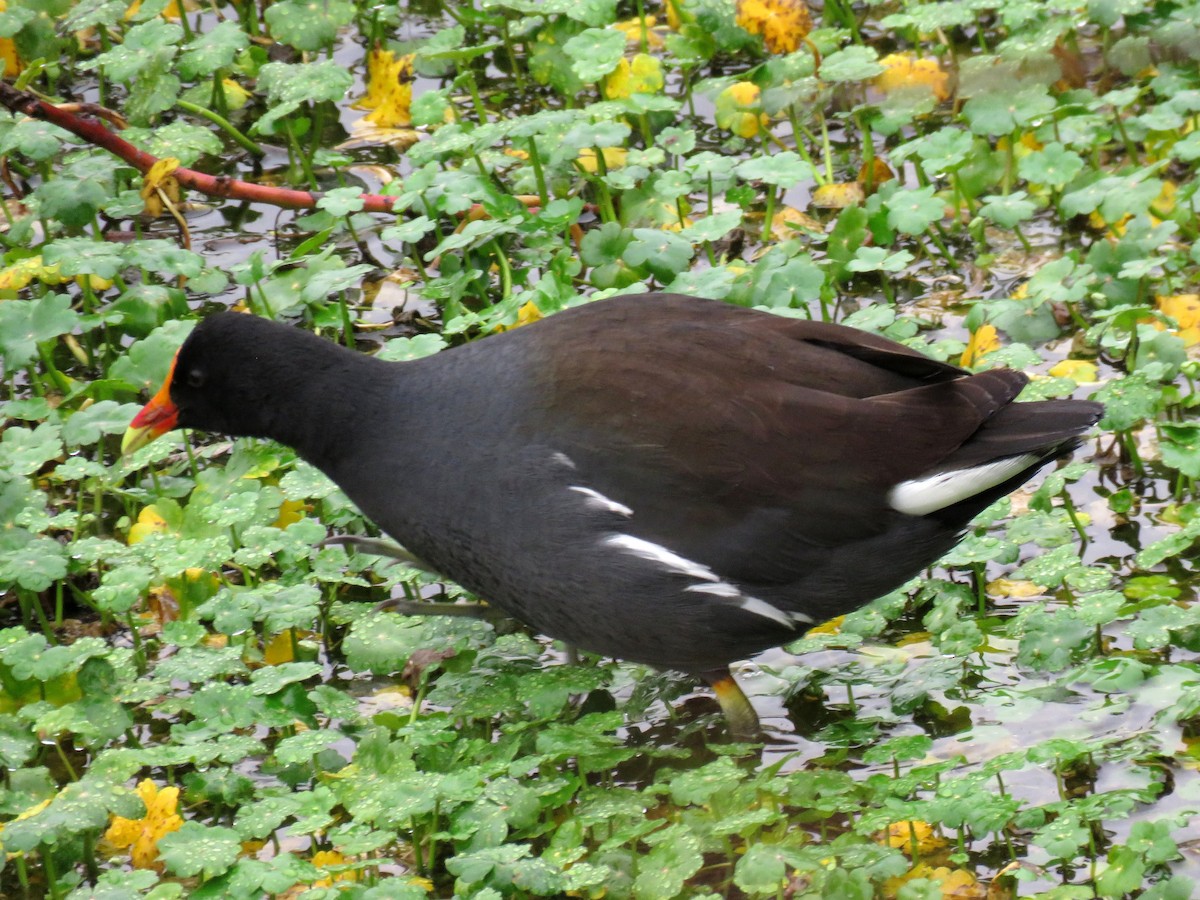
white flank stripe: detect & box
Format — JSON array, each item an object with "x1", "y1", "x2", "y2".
[
  {"x1": 607, "y1": 534, "x2": 808, "y2": 630},
  {"x1": 737, "y1": 596, "x2": 808, "y2": 629},
  {"x1": 888, "y1": 454, "x2": 1039, "y2": 517},
  {"x1": 551, "y1": 452, "x2": 577, "y2": 469},
  {"x1": 604, "y1": 534, "x2": 713, "y2": 580},
  {"x1": 569, "y1": 486, "x2": 633, "y2": 517},
  {"x1": 687, "y1": 581, "x2": 741, "y2": 598}
]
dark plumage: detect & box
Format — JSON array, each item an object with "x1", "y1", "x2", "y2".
[{"x1": 124, "y1": 294, "x2": 1102, "y2": 737}]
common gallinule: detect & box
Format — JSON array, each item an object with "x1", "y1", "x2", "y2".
[{"x1": 123, "y1": 294, "x2": 1102, "y2": 738}]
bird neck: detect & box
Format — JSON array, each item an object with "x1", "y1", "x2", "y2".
[{"x1": 252, "y1": 340, "x2": 400, "y2": 473}]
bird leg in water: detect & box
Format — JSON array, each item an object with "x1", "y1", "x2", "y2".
[
  {"x1": 318, "y1": 534, "x2": 435, "y2": 571},
  {"x1": 702, "y1": 668, "x2": 761, "y2": 741}
]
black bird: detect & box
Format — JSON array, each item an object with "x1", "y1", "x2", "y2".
[{"x1": 123, "y1": 294, "x2": 1102, "y2": 738}]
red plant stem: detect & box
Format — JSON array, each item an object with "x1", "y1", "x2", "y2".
[{"x1": 0, "y1": 82, "x2": 399, "y2": 213}]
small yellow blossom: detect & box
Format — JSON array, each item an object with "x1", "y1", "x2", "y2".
[
  {"x1": 127, "y1": 505, "x2": 170, "y2": 545},
  {"x1": 0, "y1": 256, "x2": 64, "y2": 293},
  {"x1": 665, "y1": 0, "x2": 688, "y2": 31},
  {"x1": 576, "y1": 147, "x2": 629, "y2": 173},
  {"x1": 960, "y1": 324, "x2": 1000, "y2": 367},
  {"x1": 356, "y1": 48, "x2": 415, "y2": 128},
  {"x1": 140, "y1": 158, "x2": 182, "y2": 218},
  {"x1": 0, "y1": 1, "x2": 19, "y2": 77},
  {"x1": 105, "y1": 780, "x2": 184, "y2": 870},
  {"x1": 987, "y1": 578, "x2": 1045, "y2": 598},
  {"x1": 715, "y1": 82, "x2": 768, "y2": 138},
  {"x1": 612, "y1": 15, "x2": 663, "y2": 48},
  {"x1": 263, "y1": 628, "x2": 309, "y2": 665},
  {"x1": 311, "y1": 850, "x2": 361, "y2": 886},
  {"x1": 1047, "y1": 359, "x2": 1099, "y2": 382},
  {"x1": 1149, "y1": 293, "x2": 1200, "y2": 346},
  {"x1": 806, "y1": 615, "x2": 844, "y2": 636},
  {"x1": 603, "y1": 53, "x2": 664, "y2": 99},
  {"x1": 883, "y1": 820, "x2": 949, "y2": 856},
  {"x1": 883, "y1": 862, "x2": 984, "y2": 899},
  {"x1": 736, "y1": 0, "x2": 813, "y2": 55},
  {"x1": 875, "y1": 53, "x2": 951, "y2": 102},
  {"x1": 272, "y1": 498, "x2": 308, "y2": 529}
]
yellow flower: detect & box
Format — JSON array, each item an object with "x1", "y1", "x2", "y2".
[
  {"x1": 987, "y1": 578, "x2": 1045, "y2": 598},
  {"x1": 127, "y1": 505, "x2": 170, "y2": 545},
  {"x1": 272, "y1": 498, "x2": 308, "y2": 529},
  {"x1": 140, "y1": 158, "x2": 182, "y2": 218},
  {"x1": 715, "y1": 82, "x2": 768, "y2": 138},
  {"x1": 1149, "y1": 293, "x2": 1200, "y2": 346},
  {"x1": 960, "y1": 324, "x2": 1000, "y2": 367},
  {"x1": 0, "y1": 1, "x2": 19, "y2": 77},
  {"x1": 883, "y1": 862, "x2": 982, "y2": 899},
  {"x1": 1047, "y1": 359, "x2": 1099, "y2": 382},
  {"x1": 735, "y1": 0, "x2": 813, "y2": 55},
  {"x1": 311, "y1": 850, "x2": 361, "y2": 886},
  {"x1": 883, "y1": 820, "x2": 949, "y2": 856},
  {"x1": 612, "y1": 15, "x2": 663, "y2": 48},
  {"x1": 124, "y1": 0, "x2": 189, "y2": 20},
  {"x1": 105, "y1": 780, "x2": 184, "y2": 870},
  {"x1": 806, "y1": 614, "x2": 844, "y2": 635},
  {"x1": 220, "y1": 78, "x2": 252, "y2": 111},
  {"x1": 356, "y1": 49, "x2": 415, "y2": 128},
  {"x1": 603, "y1": 53, "x2": 664, "y2": 100},
  {"x1": 576, "y1": 147, "x2": 628, "y2": 173},
  {"x1": 0, "y1": 256, "x2": 64, "y2": 293},
  {"x1": 875, "y1": 53, "x2": 951, "y2": 102},
  {"x1": 262, "y1": 628, "x2": 315, "y2": 665},
  {"x1": 665, "y1": 0, "x2": 688, "y2": 31}
]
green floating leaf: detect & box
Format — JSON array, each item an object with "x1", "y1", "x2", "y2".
[
  {"x1": 884, "y1": 185, "x2": 945, "y2": 235},
  {"x1": 254, "y1": 61, "x2": 354, "y2": 135},
  {"x1": 1019, "y1": 141, "x2": 1086, "y2": 187},
  {"x1": 563, "y1": 27, "x2": 626, "y2": 83},
  {"x1": 819, "y1": 46, "x2": 884, "y2": 83},
  {"x1": 980, "y1": 191, "x2": 1037, "y2": 227},
  {"x1": 734, "y1": 151, "x2": 813, "y2": 187},
  {"x1": 1014, "y1": 607, "x2": 1093, "y2": 672},
  {"x1": 0, "y1": 293, "x2": 80, "y2": 368},
  {"x1": 178, "y1": 19, "x2": 248, "y2": 78},
  {"x1": 157, "y1": 820, "x2": 243, "y2": 880},
  {"x1": 264, "y1": 0, "x2": 353, "y2": 51},
  {"x1": 623, "y1": 229, "x2": 694, "y2": 282},
  {"x1": 961, "y1": 87, "x2": 1056, "y2": 136}
]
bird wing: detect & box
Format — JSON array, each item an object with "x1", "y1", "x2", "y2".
[{"x1": 525, "y1": 297, "x2": 1023, "y2": 586}]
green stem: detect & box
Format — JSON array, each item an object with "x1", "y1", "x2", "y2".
[
  {"x1": 177, "y1": 99, "x2": 264, "y2": 157},
  {"x1": 53, "y1": 739, "x2": 78, "y2": 781},
  {"x1": 927, "y1": 224, "x2": 956, "y2": 265},
  {"x1": 633, "y1": 0, "x2": 650, "y2": 54},
  {"x1": 817, "y1": 110, "x2": 834, "y2": 182},
  {"x1": 461, "y1": 70, "x2": 489, "y2": 123},
  {"x1": 491, "y1": 240, "x2": 513, "y2": 299},
  {"x1": 125, "y1": 611, "x2": 147, "y2": 675},
  {"x1": 789, "y1": 106, "x2": 823, "y2": 184},
  {"x1": 37, "y1": 343, "x2": 72, "y2": 394},
  {"x1": 500, "y1": 20, "x2": 527, "y2": 91},
  {"x1": 527, "y1": 138, "x2": 548, "y2": 208},
  {"x1": 1113, "y1": 113, "x2": 1140, "y2": 164},
  {"x1": 1011, "y1": 222, "x2": 1033, "y2": 253},
  {"x1": 762, "y1": 186, "x2": 777, "y2": 243},
  {"x1": 42, "y1": 846, "x2": 64, "y2": 900}
]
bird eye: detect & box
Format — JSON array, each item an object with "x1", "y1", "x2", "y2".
[{"x1": 186, "y1": 368, "x2": 205, "y2": 388}]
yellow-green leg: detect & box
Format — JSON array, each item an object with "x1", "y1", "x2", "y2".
[{"x1": 702, "y1": 669, "x2": 761, "y2": 741}]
